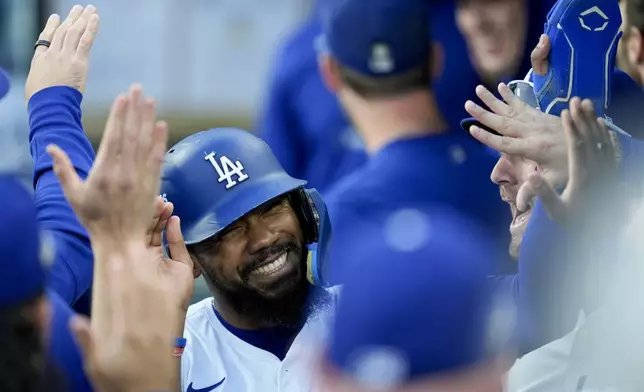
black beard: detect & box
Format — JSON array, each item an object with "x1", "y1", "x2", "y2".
[{"x1": 204, "y1": 242, "x2": 332, "y2": 328}]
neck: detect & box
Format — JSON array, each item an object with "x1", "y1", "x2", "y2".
[{"x1": 343, "y1": 90, "x2": 448, "y2": 154}]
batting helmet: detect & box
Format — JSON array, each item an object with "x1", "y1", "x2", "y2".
[{"x1": 161, "y1": 128, "x2": 332, "y2": 287}]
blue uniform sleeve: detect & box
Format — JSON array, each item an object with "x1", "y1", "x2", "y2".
[
  {"x1": 256, "y1": 51, "x2": 306, "y2": 179},
  {"x1": 29, "y1": 87, "x2": 94, "y2": 305},
  {"x1": 48, "y1": 290, "x2": 94, "y2": 392},
  {"x1": 517, "y1": 201, "x2": 576, "y2": 349},
  {"x1": 489, "y1": 201, "x2": 582, "y2": 353}
]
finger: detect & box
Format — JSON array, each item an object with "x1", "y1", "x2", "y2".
[
  {"x1": 151, "y1": 202, "x2": 174, "y2": 248},
  {"x1": 47, "y1": 144, "x2": 85, "y2": 206},
  {"x1": 149, "y1": 121, "x2": 169, "y2": 176},
  {"x1": 166, "y1": 216, "x2": 192, "y2": 265},
  {"x1": 146, "y1": 196, "x2": 166, "y2": 236},
  {"x1": 530, "y1": 34, "x2": 550, "y2": 76},
  {"x1": 95, "y1": 94, "x2": 129, "y2": 167},
  {"x1": 475, "y1": 85, "x2": 513, "y2": 117},
  {"x1": 77, "y1": 14, "x2": 100, "y2": 60},
  {"x1": 580, "y1": 99, "x2": 602, "y2": 143},
  {"x1": 51, "y1": 5, "x2": 84, "y2": 52},
  {"x1": 120, "y1": 85, "x2": 144, "y2": 170},
  {"x1": 34, "y1": 14, "x2": 61, "y2": 54},
  {"x1": 142, "y1": 120, "x2": 169, "y2": 199},
  {"x1": 573, "y1": 99, "x2": 598, "y2": 164},
  {"x1": 469, "y1": 126, "x2": 535, "y2": 157},
  {"x1": 464, "y1": 100, "x2": 521, "y2": 137},
  {"x1": 137, "y1": 98, "x2": 158, "y2": 167},
  {"x1": 561, "y1": 109, "x2": 587, "y2": 190},
  {"x1": 516, "y1": 181, "x2": 536, "y2": 214},
  {"x1": 528, "y1": 174, "x2": 567, "y2": 224},
  {"x1": 568, "y1": 97, "x2": 583, "y2": 130},
  {"x1": 595, "y1": 117, "x2": 616, "y2": 165},
  {"x1": 497, "y1": 82, "x2": 529, "y2": 112},
  {"x1": 69, "y1": 316, "x2": 94, "y2": 362},
  {"x1": 62, "y1": 5, "x2": 96, "y2": 54}
]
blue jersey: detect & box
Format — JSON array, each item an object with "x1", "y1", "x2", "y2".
[
  {"x1": 28, "y1": 86, "x2": 96, "y2": 391},
  {"x1": 257, "y1": 14, "x2": 367, "y2": 194},
  {"x1": 325, "y1": 131, "x2": 512, "y2": 283},
  {"x1": 48, "y1": 290, "x2": 93, "y2": 392},
  {"x1": 257, "y1": 2, "x2": 487, "y2": 194}
]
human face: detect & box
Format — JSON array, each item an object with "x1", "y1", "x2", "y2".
[
  {"x1": 617, "y1": 1, "x2": 633, "y2": 72},
  {"x1": 193, "y1": 195, "x2": 310, "y2": 326},
  {"x1": 456, "y1": 0, "x2": 528, "y2": 84},
  {"x1": 490, "y1": 154, "x2": 538, "y2": 258},
  {"x1": 617, "y1": 0, "x2": 644, "y2": 86}
]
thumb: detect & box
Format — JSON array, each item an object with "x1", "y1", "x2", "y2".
[
  {"x1": 47, "y1": 144, "x2": 84, "y2": 204},
  {"x1": 166, "y1": 216, "x2": 192, "y2": 266},
  {"x1": 69, "y1": 315, "x2": 94, "y2": 362},
  {"x1": 531, "y1": 34, "x2": 550, "y2": 76},
  {"x1": 516, "y1": 180, "x2": 536, "y2": 214},
  {"x1": 528, "y1": 173, "x2": 568, "y2": 224}
]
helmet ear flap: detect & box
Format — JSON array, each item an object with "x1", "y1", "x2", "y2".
[{"x1": 287, "y1": 188, "x2": 319, "y2": 245}]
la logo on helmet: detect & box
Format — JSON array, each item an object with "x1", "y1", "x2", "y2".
[{"x1": 205, "y1": 152, "x2": 249, "y2": 189}]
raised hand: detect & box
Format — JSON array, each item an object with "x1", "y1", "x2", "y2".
[
  {"x1": 69, "y1": 243, "x2": 183, "y2": 392},
  {"x1": 518, "y1": 97, "x2": 619, "y2": 227},
  {"x1": 47, "y1": 85, "x2": 167, "y2": 245},
  {"x1": 465, "y1": 83, "x2": 569, "y2": 192},
  {"x1": 26, "y1": 5, "x2": 99, "y2": 102}
]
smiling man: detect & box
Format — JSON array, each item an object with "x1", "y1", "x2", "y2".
[{"x1": 161, "y1": 127, "x2": 335, "y2": 392}]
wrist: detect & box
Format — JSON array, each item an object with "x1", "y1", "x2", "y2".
[
  {"x1": 173, "y1": 310, "x2": 188, "y2": 338},
  {"x1": 90, "y1": 237, "x2": 148, "y2": 261}
]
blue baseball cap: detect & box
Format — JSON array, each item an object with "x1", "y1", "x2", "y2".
[
  {"x1": 318, "y1": 0, "x2": 430, "y2": 77},
  {"x1": 0, "y1": 175, "x2": 53, "y2": 307},
  {"x1": 326, "y1": 205, "x2": 517, "y2": 388}
]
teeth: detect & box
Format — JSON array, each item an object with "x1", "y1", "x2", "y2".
[{"x1": 250, "y1": 252, "x2": 288, "y2": 276}]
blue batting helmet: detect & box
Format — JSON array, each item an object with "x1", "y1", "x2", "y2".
[{"x1": 160, "y1": 128, "x2": 332, "y2": 287}]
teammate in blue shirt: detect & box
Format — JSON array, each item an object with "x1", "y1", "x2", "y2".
[
  {"x1": 257, "y1": 1, "x2": 483, "y2": 194},
  {"x1": 257, "y1": 0, "x2": 367, "y2": 194},
  {"x1": 455, "y1": 0, "x2": 555, "y2": 87},
  {"x1": 0, "y1": 173, "x2": 88, "y2": 392},
  {"x1": 317, "y1": 0, "x2": 512, "y2": 282}
]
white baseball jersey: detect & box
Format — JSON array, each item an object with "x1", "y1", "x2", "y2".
[
  {"x1": 181, "y1": 289, "x2": 339, "y2": 392},
  {"x1": 506, "y1": 312, "x2": 620, "y2": 392}
]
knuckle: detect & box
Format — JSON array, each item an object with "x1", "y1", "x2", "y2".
[
  {"x1": 507, "y1": 107, "x2": 518, "y2": 118},
  {"x1": 500, "y1": 136, "x2": 512, "y2": 149},
  {"x1": 78, "y1": 36, "x2": 91, "y2": 49},
  {"x1": 68, "y1": 26, "x2": 83, "y2": 37},
  {"x1": 96, "y1": 176, "x2": 111, "y2": 193},
  {"x1": 501, "y1": 116, "x2": 512, "y2": 132},
  {"x1": 117, "y1": 175, "x2": 135, "y2": 194}
]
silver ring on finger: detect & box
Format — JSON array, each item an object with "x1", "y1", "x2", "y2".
[{"x1": 34, "y1": 39, "x2": 51, "y2": 51}]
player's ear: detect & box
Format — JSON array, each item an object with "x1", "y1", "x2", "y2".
[
  {"x1": 319, "y1": 55, "x2": 343, "y2": 93},
  {"x1": 430, "y1": 42, "x2": 445, "y2": 81},
  {"x1": 626, "y1": 26, "x2": 644, "y2": 64},
  {"x1": 190, "y1": 254, "x2": 203, "y2": 279}
]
